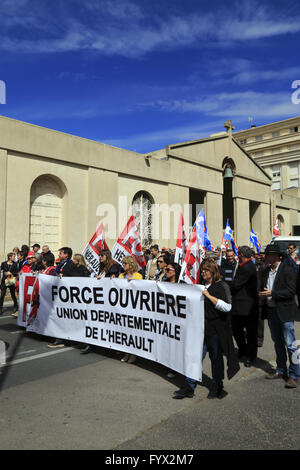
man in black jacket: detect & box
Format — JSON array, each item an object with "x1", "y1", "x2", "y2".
[
  {"x1": 220, "y1": 249, "x2": 237, "y2": 289},
  {"x1": 259, "y1": 244, "x2": 300, "y2": 388},
  {"x1": 231, "y1": 245, "x2": 258, "y2": 368}
]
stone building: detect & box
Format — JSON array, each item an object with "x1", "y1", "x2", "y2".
[
  {"x1": 0, "y1": 114, "x2": 299, "y2": 260},
  {"x1": 234, "y1": 116, "x2": 300, "y2": 235}
]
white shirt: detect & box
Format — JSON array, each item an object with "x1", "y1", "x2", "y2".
[
  {"x1": 204, "y1": 283, "x2": 232, "y2": 313},
  {"x1": 266, "y1": 262, "x2": 281, "y2": 307}
]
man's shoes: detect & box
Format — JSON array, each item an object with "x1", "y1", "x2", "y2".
[
  {"x1": 173, "y1": 385, "x2": 194, "y2": 399},
  {"x1": 80, "y1": 345, "x2": 93, "y2": 354},
  {"x1": 244, "y1": 359, "x2": 252, "y2": 368},
  {"x1": 266, "y1": 372, "x2": 286, "y2": 380},
  {"x1": 257, "y1": 339, "x2": 264, "y2": 347},
  {"x1": 121, "y1": 354, "x2": 129, "y2": 362},
  {"x1": 207, "y1": 384, "x2": 226, "y2": 399},
  {"x1": 11, "y1": 311, "x2": 18, "y2": 318},
  {"x1": 285, "y1": 378, "x2": 299, "y2": 389},
  {"x1": 48, "y1": 339, "x2": 65, "y2": 348},
  {"x1": 0, "y1": 308, "x2": 3, "y2": 315}
]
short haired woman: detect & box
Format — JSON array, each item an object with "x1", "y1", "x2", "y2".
[
  {"x1": 174, "y1": 259, "x2": 239, "y2": 400},
  {"x1": 0, "y1": 252, "x2": 19, "y2": 316},
  {"x1": 119, "y1": 256, "x2": 143, "y2": 280}
]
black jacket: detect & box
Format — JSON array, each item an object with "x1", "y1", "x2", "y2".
[
  {"x1": 71, "y1": 264, "x2": 91, "y2": 278},
  {"x1": 205, "y1": 281, "x2": 240, "y2": 380},
  {"x1": 220, "y1": 259, "x2": 237, "y2": 288},
  {"x1": 1, "y1": 261, "x2": 19, "y2": 286},
  {"x1": 231, "y1": 260, "x2": 258, "y2": 317},
  {"x1": 260, "y1": 262, "x2": 299, "y2": 322}
]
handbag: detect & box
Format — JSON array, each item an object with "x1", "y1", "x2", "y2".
[{"x1": 5, "y1": 275, "x2": 16, "y2": 287}]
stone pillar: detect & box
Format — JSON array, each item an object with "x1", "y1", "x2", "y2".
[
  {"x1": 281, "y1": 164, "x2": 289, "y2": 189},
  {"x1": 87, "y1": 168, "x2": 119, "y2": 247},
  {"x1": 168, "y1": 184, "x2": 189, "y2": 248},
  {"x1": 251, "y1": 202, "x2": 271, "y2": 247},
  {"x1": 205, "y1": 192, "x2": 223, "y2": 248},
  {"x1": 0, "y1": 149, "x2": 7, "y2": 260},
  {"x1": 234, "y1": 198, "x2": 250, "y2": 246}
]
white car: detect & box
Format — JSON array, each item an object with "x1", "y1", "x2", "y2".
[{"x1": 270, "y1": 236, "x2": 300, "y2": 256}]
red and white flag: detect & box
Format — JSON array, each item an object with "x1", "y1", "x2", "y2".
[
  {"x1": 273, "y1": 217, "x2": 279, "y2": 237},
  {"x1": 174, "y1": 213, "x2": 188, "y2": 267},
  {"x1": 221, "y1": 231, "x2": 231, "y2": 250},
  {"x1": 82, "y1": 223, "x2": 109, "y2": 274},
  {"x1": 179, "y1": 226, "x2": 204, "y2": 284},
  {"x1": 111, "y1": 215, "x2": 146, "y2": 271}
]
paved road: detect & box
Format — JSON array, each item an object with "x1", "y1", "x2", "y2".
[{"x1": 1, "y1": 303, "x2": 300, "y2": 450}]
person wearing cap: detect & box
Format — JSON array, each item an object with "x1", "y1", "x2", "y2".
[{"x1": 259, "y1": 244, "x2": 300, "y2": 388}]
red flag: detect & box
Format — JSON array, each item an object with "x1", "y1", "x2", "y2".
[
  {"x1": 82, "y1": 223, "x2": 109, "y2": 274},
  {"x1": 112, "y1": 215, "x2": 146, "y2": 270},
  {"x1": 273, "y1": 217, "x2": 279, "y2": 237},
  {"x1": 179, "y1": 226, "x2": 204, "y2": 284},
  {"x1": 174, "y1": 213, "x2": 188, "y2": 266}
]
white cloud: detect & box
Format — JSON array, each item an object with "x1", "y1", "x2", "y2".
[
  {"x1": 0, "y1": 1, "x2": 300, "y2": 57},
  {"x1": 144, "y1": 90, "x2": 300, "y2": 119}
]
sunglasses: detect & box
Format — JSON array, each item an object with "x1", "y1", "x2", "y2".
[{"x1": 165, "y1": 268, "x2": 175, "y2": 272}]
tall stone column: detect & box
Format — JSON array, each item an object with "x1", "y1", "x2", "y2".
[
  {"x1": 251, "y1": 202, "x2": 271, "y2": 246},
  {"x1": 234, "y1": 198, "x2": 250, "y2": 246},
  {"x1": 87, "y1": 168, "x2": 119, "y2": 246},
  {"x1": 205, "y1": 192, "x2": 223, "y2": 248}
]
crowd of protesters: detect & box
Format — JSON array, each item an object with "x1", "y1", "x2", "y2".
[{"x1": 1, "y1": 240, "x2": 300, "y2": 398}]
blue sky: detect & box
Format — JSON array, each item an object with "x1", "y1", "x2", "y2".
[{"x1": 1, "y1": 0, "x2": 300, "y2": 153}]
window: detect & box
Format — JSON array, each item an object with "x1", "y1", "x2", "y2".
[
  {"x1": 256, "y1": 135, "x2": 263, "y2": 142},
  {"x1": 290, "y1": 162, "x2": 299, "y2": 177},
  {"x1": 272, "y1": 181, "x2": 281, "y2": 190},
  {"x1": 272, "y1": 148, "x2": 279, "y2": 154},
  {"x1": 290, "y1": 179, "x2": 299, "y2": 188},
  {"x1": 272, "y1": 165, "x2": 281, "y2": 178},
  {"x1": 240, "y1": 139, "x2": 247, "y2": 145},
  {"x1": 132, "y1": 191, "x2": 153, "y2": 245},
  {"x1": 289, "y1": 126, "x2": 299, "y2": 133},
  {"x1": 272, "y1": 131, "x2": 280, "y2": 137},
  {"x1": 255, "y1": 151, "x2": 263, "y2": 157},
  {"x1": 289, "y1": 163, "x2": 299, "y2": 187},
  {"x1": 290, "y1": 144, "x2": 300, "y2": 151}
]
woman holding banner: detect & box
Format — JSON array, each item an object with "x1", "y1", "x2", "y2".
[
  {"x1": 154, "y1": 253, "x2": 170, "y2": 282},
  {"x1": 119, "y1": 256, "x2": 143, "y2": 363},
  {"x1": 72, "y1": 254, "x2": 91, "y2": 278},
  {"x1": 173, "y1": 259, "x2": 239, "y2": 400},
  {"x1": 97, "y1": 250, "x2": 121, "y2": 279}
]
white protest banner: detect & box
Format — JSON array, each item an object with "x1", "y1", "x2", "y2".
[
  {"x1": 18, "y1": 274, "x2": 204, "y2": 381},
  {"x1": 174, "y1": 213, "x2": 187, "y2": 267},
  {"x1": 82, "y1": 223, "x2": 109, "y2": 274},
  {"x1": 111, "y1": 215, "x2": 146, "y2": 271}
]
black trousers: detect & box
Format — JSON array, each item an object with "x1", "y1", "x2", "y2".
[
  {"x1": 232, "y1": 314, "x2": 258, "y2": 361},
  {"x1": 0, "y1": 284, "x2": 18, "y2": 309}
]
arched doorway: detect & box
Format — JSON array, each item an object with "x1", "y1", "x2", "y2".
[
  {"x1": 277, "y1": 214, "x2": 284, "y2": 235},
  {"x1": 30, "y1": 175, "x2": 66, "y2": 255},
  {"x1": 132, "y1": 191, "x2": 153, "y2": 246}
]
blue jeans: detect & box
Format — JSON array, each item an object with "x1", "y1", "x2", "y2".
[
  {"x1": 268, "y1": 308, "x2": 300, "y2": 379},
  {"x1": 186, "y1": 335, "x2": 224, "y2": 390}
]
